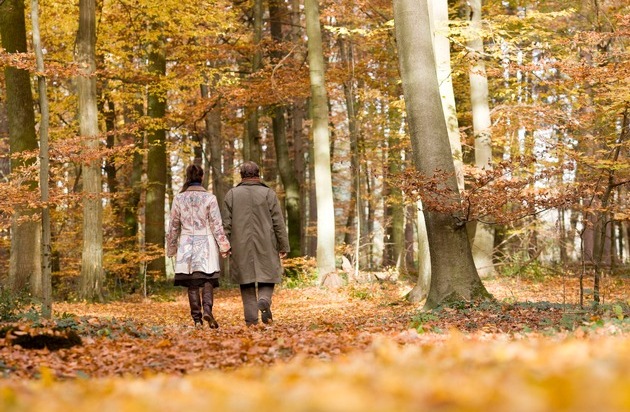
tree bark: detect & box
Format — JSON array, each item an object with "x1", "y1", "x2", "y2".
[
  {"x1": 393, "y1": 0, "x2": 491, "y2": 309},
  {"x1": 305, "y1": 0, "x2": 339, "y2": 285},
  {"x1": 0, "y1": 0, "x2": 42, "y2": 296},
  {"x1": 145, "y1": 46, "x2": 167, "y2": 275},
  {"x1": 77, "y1": 0, "x2": 104, "y2": 300}
]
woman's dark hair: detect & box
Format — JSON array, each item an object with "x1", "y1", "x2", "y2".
[
  {"x1": 240, "y1": 161, "x2": 260, "y2": 179},
  {"x1": 181, "y1": 164, "x2": 204, "y2": 192}
]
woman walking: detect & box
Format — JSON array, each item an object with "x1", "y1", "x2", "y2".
[{"x1": 167, "y1": 164, "x2": 230, "y2": 328}]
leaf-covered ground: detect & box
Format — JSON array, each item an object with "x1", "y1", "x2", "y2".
[{"x1": 1, "y1": 275, "x2": 630, "y2": 411}]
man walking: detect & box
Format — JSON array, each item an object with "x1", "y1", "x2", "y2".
[{"x1": 223, "y1": 161, "x2": 290, "y2": 326}]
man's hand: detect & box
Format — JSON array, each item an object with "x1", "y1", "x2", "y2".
[
  {"x1": 279, "y1": 252, "x2": 287, "y2": 259},
  {"x1": 221, "y1": 250, "x2": 231, "y2": 258}
]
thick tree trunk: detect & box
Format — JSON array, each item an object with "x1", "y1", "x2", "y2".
[
  {"x1": 393, "y1": 0, "x2": 491, "y2": 309},
  {"x1": 0, "y1": 0, "x2": 42, "y2": 296},
  {"x1": 269, "y1": 0, "x2": 302, "y2": 257},
  {"x1": 289, "y1": 0, "x2": 308, "y2": 256},
  {"x1": 77, "y1": 0, "x2": 104, "y2": 300},
  {"x1": 467, "y1": 0, "x2": 495, "y2": 277},
  {"x1": 305, "y1": 0, "x2": 339, "y2": 286},
  {"x1": 145, "y1": 47, "x2": 167, "y2": 275}
]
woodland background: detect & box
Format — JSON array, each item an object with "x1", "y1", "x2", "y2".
[
  {"x1": 0, "y1": 0, "x2": 629, "y2": 304},
  {"x1": 1, "y1": 0, "x2": 630, "y2": 409}
]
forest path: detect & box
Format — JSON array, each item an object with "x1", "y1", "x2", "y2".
[{"x1": 1, "y1": 275, "x2": 629, "y2": 379}]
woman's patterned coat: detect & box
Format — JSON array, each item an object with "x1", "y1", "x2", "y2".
[{"x1": 166, "y1": 186, "x2": 230, "y2": 274}]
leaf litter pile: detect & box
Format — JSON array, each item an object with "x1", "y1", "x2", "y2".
[{"x1": 2, "y1": 275, "x2": 630, "y2": 411}]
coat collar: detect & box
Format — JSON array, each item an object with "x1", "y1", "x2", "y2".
[
  {"x1": 237, "y1": 178, "x2": 269, "y2": 188},
  {"x1": 185, "y1": 185, "x2": 206, "y2": 192}
]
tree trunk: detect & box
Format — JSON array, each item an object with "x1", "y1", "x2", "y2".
[
  {"x1": 269, "y1": 0, "x2": 302, "y2": 257},
  {"x1": 200, "y1": 84, "x2": 224, "y2": 205},
  {"x1": 429, "y1": 0, "x2": 464, "y2": 191},
  {"x1": 305, "y1": 0, "x2": 339, "y2": 286},
  {"x1": 244, "y1": 0, "x2": 263, "y2": 165},
  {"x1": 393, "y1": 0, "x2": 491, "y2": 309},
  {"x1": 145, "y1": 46, "x2": 167, "y2": 275},
  {"x1": 77, "y1": 0, "x2": 104, "y2": 300},
  {"x1": 467, "y1": 0, "x2": 495, "y2": 277},
  {"x1": 383, "y1": 115, "x2": 405, "y2": 273},
  {"x1": 31, "y1": 0, "x2": 52, "y2": 317},
  {"x1": 339, "y1": 37, "x2": 362, "y2": 274},
  {"x1": 290, "y1": 0, "x2": 308, "y2": 256},
  {"x1": 407, "y1": 200, "x2": 431, "y2": 303},
  {"x1": 272, "y1": 106, "x2": 302, "y2": 257},
  {"x1": 0, "y1": 0, "x2": 42, "y2": 296}
]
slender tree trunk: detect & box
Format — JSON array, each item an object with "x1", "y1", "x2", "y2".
[
  {"x1": 77, "y1": 0, "x2": 104, "y2": 300},
  {"x1": 383, "y1": 114, "x2": 405, "y2": 273},
  {"x1": 366, "y1": 168, "x2": 375, "y2": 270},
  {"x1": 145, "y1": 46, "x2": 167, "y2": 275},
  {"x1": 244, "y1": 0, "x2": 263, "y2": 165},
  {"x1": 31, "y1": 0, "x2": 52, "y2": 317},
  {"x1": 0, "y1": 0, "x2": 42, "y2": 296},
  {"x1": 307, "y1": 137, "x2": 318, "y2": 257},
  {"x1": 272, "y1": 107, "x2": 302, "y2": 257},
  {"x1": 123, "y1": 113, "x2": 144, "y2": 239},
  {"x1": 339, "y1": 37, "x2": 360, "y2": 266},
  {"x1": 407, "y1": 200, "x2": 431, "y2": 302},
  {"x1": 467, "y1": 0, "x2": 495, "y2": 277},
  {"x1": 393, "y1": 0, "x2": 491, "y2": 309},
  {"x1": 305, "y1": 0, "x2": 339, "y2": 285},
  {"x1": 200, "y1": 84, "x2": 224, "y2": 204}
]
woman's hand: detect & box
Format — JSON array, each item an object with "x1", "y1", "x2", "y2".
[{"x1": 221, "y1": 250, "x2": 231, "y2": 258}]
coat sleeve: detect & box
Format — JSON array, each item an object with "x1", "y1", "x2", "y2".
[
  {"x1": 222, "y1": 190, "x2": 233, "y2": 239},
  {"x1": 208, "y1": 195, "x2": 231, "y2": 253},
  {"x1": 166, "y1": 196, "x2": 181, "y2": 257},
  {"x1": 268, "y1": 189, "x2": 290, "y2": 254}
]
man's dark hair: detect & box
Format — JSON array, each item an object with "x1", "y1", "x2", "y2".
[{"x1": 240, "y1": 161, "x2": 260, "y2": 179}]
